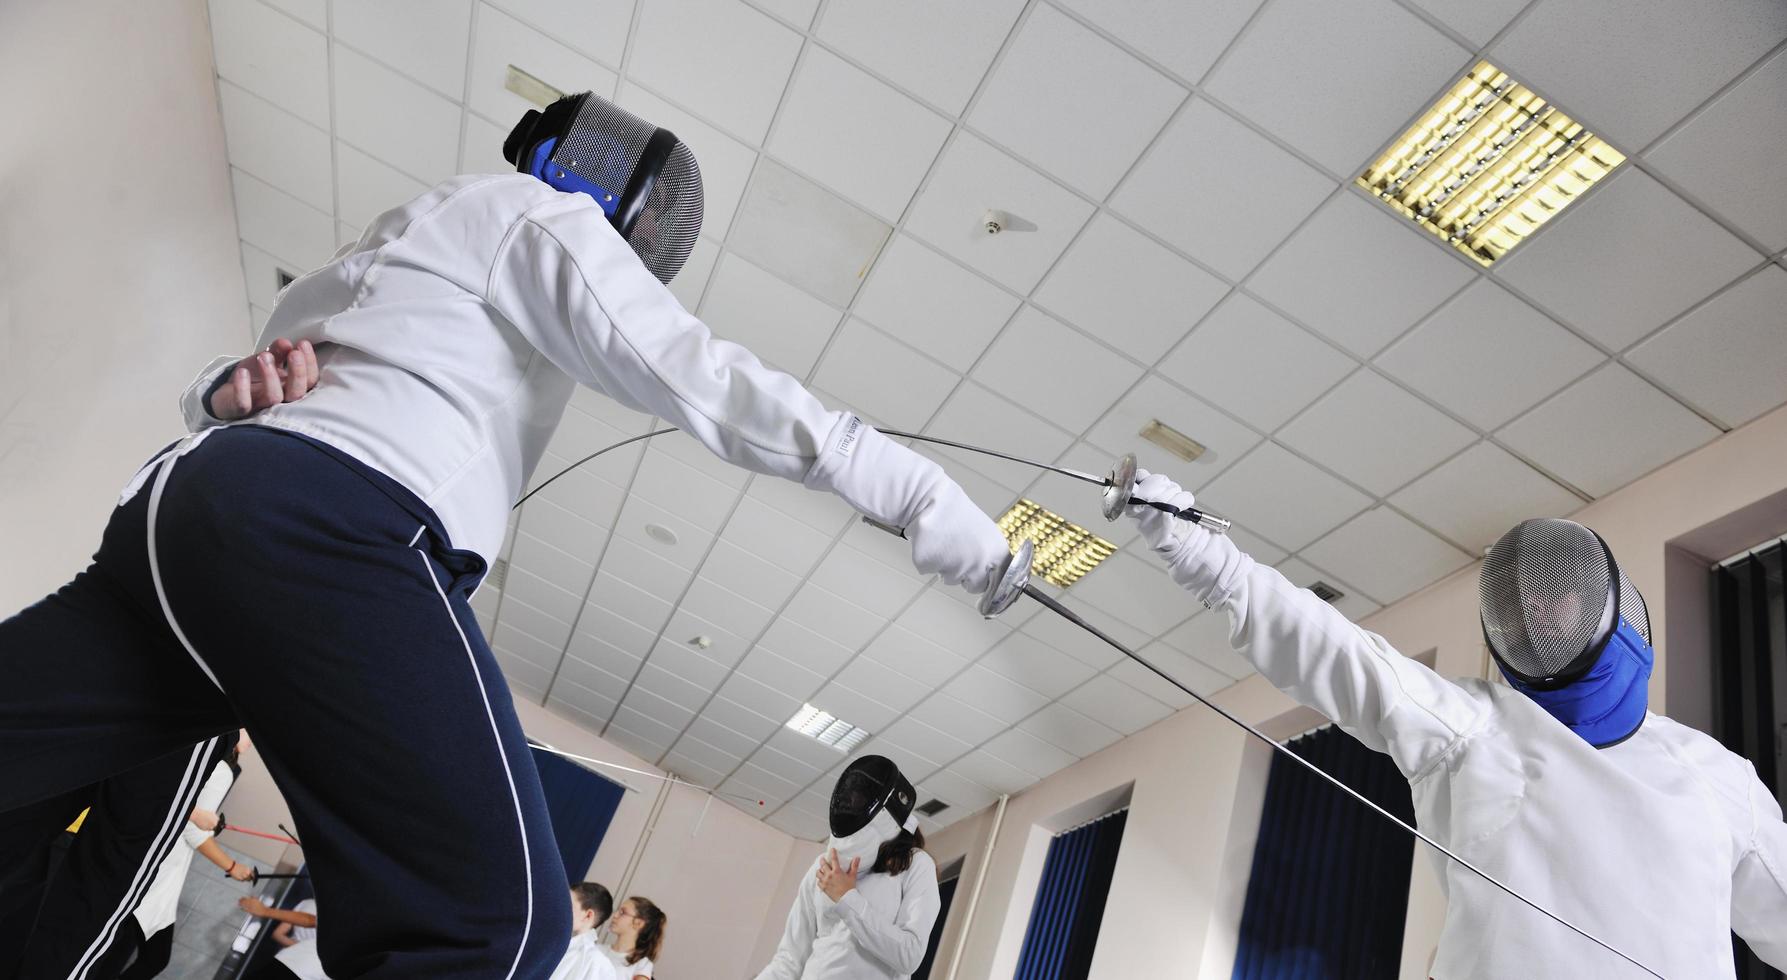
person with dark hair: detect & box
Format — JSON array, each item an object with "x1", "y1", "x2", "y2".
[
  {"x1": 756, "y1": 756, "x2": 939, "y2": 980},
  {"x1": 551, "y1": 882, "x2": 620, "y2": 980},
  {"x1": 601, "y1": 895, "x2": 665, "y2": 979}
]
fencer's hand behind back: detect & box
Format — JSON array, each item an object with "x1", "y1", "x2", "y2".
[
  {"x1": 209, "y1": 338, "x2": 319, "y2": 421},
  {"x1": 905, "y1": 481, "x2": 1011, "y2": 595},
  {"x1": 1128, "y1": 470, "x2": 1205, "y2": 559}
]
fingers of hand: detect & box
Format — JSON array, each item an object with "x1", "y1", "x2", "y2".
[
  {"x1": 231, "y1": 366, "x2": 252, "y2": 418},
  {"x1": 848, "y1": 857, "x2": 859, "y2": 876},
  {"x1": 282, "y1": 346, "x2": 307, "y2": 401},
  {"x1": 300, "y1": 340, "x2": 318, "y2": 390},
  {"x1": 257, "y1": 352, "x2": 284, "y2": 407}
]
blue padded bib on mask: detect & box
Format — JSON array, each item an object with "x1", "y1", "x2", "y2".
[{"x1": 1502, "y1": 616, "x2": 1652, "y2": 748}]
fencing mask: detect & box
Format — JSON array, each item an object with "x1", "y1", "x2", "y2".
[
  {"x1": 503, "y1": 92, "x2": 704, "y2": 283},
  {"x1": 829, "y1": 755, "x2": 916, "y2": 840},
  {"x1": 1479, "y1": 518, "x2": 1653, "y2": 747}
]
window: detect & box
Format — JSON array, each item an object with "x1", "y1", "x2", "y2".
[
  {"x1": 1011, "y1": 808, "x2": 1128, "y2": 980},
  {"x1": 1232, "y1": 725, "x2": 1416, "y2": 979}
]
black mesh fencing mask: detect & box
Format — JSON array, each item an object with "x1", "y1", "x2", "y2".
[
  {"x1": 829, "y1": 755, "x2": 915, "y2": 839},
  {"x1": 504, "y1": 92, "x2": 704, "y2": 284},
  {"x1": 1479, "y1": 518, "x2": 1650, "y2": 688}
]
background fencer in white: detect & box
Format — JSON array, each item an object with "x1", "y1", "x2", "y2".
[{"x1": 1125, "y1": 472, "x2": 1787, "y2": 979}]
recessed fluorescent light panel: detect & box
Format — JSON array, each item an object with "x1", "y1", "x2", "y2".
[
  {"x1": 786, "y1": 703, "x2": 871, "y2": 752},
  {"x1": 997, "y1": 499, "x2": 1117, "y2": 588},
  {"x1": 1139, "y1": 419, "x2": 1206, "y2": 463},
  {"x1": 1358, "y1": 61, "x2": 1625, "y2": 266},
  {"x1": 505, "y1": 65, "x2": 564, "y2": 108}
]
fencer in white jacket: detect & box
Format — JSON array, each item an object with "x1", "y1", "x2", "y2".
[{"x1": 1127, "y1": 472, "x2": 1787, "y2": 979}]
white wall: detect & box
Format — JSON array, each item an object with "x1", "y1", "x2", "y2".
[
  {"x1": 915, "y1": 402, "x2": 1787, "y2": 979},
  {"x1": 0, "y1": 0, "x2": 248, "y2": 609}
]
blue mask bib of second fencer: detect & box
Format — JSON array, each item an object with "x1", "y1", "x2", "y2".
[{"x1": 1503, "y1": 616, "x2": 1653, "y2": 747}]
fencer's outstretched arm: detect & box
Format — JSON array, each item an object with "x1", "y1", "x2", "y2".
[
  {"x1": 753, "y1": 867, "x2": 820, "y2": 980},
  {"x1": 1731, "y1": 773, "x2": 1787, "y2": 967},
  {"x1": 1127, "y1": 472, "x2": 1486, "y2": 778}
]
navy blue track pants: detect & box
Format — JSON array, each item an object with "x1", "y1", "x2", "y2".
[{"x1": 0, "y1": 425, "x2": 570, "y2": 978}]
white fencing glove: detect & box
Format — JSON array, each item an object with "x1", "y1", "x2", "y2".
[
  {"x1": 1126, "y1": 469, "x2": 1246, "y2": 606},
  {"x1": 807, "y1": 418, "x2": 1010, "y2": 594}
]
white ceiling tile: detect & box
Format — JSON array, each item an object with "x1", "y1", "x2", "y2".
[
  {"x1": 334, "y1": 0, "x2": 472, "y2": 96},
  {"x1": 667, "y1": 237, "x2": 722, "y2": 311},
  {"x1": 240, "y1": 242, "x2": 293, "y2": 312},
  {"x1": 757, "y1": 618, "x2": 855, "y2": 676},
  {"x1": 1113, "y1": 651, "x2": 1227, "y2": 704},
  {"x1": 880, "y1": 717, "x2": 974, "y2": 768},
  {"x1": 816, "y1": 0, "x2": 1026, "y2": 115},
  {"x1": 621, "y1": 684, "x2": 698, "y2": 732},
  {"x1": 461, "y1": 111, "x2": 517, "y2": 175},
  {"x1": 1203, "y1": 0, "x2": 1469, "y2": 174},
  {"x1": 600, "y1": 534, "x2": 697, "y2": 604},
  {"x1": 981, "y1": 728, "x2": 1077, "y2": 779},
  {"x1": 1055, "y1": 0, "x2": 1263, "y2": 85},
  {"x1": 628, "y1": 0, "x2": 802, "y2": 142},
  {"x1": 1198, "y1": 443, "x2": 1371, "y2": 551},
  {"x1": 1490, "y1": 0, "x2": 1787, "y2": 149},
  {"x1": 1084, "y1": 375, "x2": 1261, "y2": 491},
  {"x1": 727, "y1": 762, "x2": 801, "y2": 802},
  {"x1": 495, "y1": 649, "x2": 554, "y2": 692},
  {"x1": 979, "y1": 632, "x2": 1095, "y2": 699},
  {"x1": 685, "y1": 715, "x2": 761, "y2": 759},
  {"x1": 336, "y1": 142, "x2": 429, "y2": 230},
  {"x1": 770, "y1": 47, "x2": 953, "y2": 222},
  {"x1": 1302, "y1": 507, "x2": 1472, "y2": 604},
  {"x1": 813, "y1": 320, "x2": 961, "y2": 428},
  {"x1": 782, "y1": 584, "x2": 887, "y2": 653},
  {"x1": 610, "y1": 91, "x2": 754, "y2": 241},
  {"x1": 1016, "y1": 702, "x2": 1121, "y2": 758},
  {"x1": 556, "y1": 653, "x2": 633, "y2": 701},
  {"x1": 1158, "y1": 293, "x2": 1354, "y2": 433},
  {"x1": 1034, "y1": 215, "x2": 1230, "y2": 364},
  {"x1": 1645, "y1": 49, "x2": 1787, "y2": 252},
  {"x1": 923, "y1": 383, "x2": 1075, "y2": 492},
  {"x1": 1493, "y1": 169, "x2": 1760, "y2": 350},
  {"x1": 614, "y1": 494, "x2": 716, "y2": 570},
  {"x1": 853, "y1": 236, "x2": 1020, "y2": 373},
  {"x1": 1018, "y1": 603, "x2": 1145, "y2": 671},
  {"x1": 1112, "y1": 98, "x2": 1334, "y2": 282},
  {"x1": 744, "y1": 471, "x2": 855, "y2": 535},
  {"x1": 634, "y1": 662, "x2": 716, "y2": 713},
  {"x1": 895, "y1": 589, "x2": 1012, "y2": 659},
  {"x1": 969, "y1": 4, "x2": 1183, "y2": 197},
  {"x1": 1278, "y1": 371, "x2": 1474, "y2": 496},
  {"x1": 720, "y1": 496, "x2": 835, "y2": 577},
  {"x1": 951, "y1": 749, "x2": 1035, "y2": 794},
  {"x1": 941, "y1": 665, "x2": 1048, "y2": 725},
  {"x1": 208, "y1": 0, "x2": 330, "y2": 127},
  {"x1": 1376, "y1": 280, "x2": 1604, "y2": 431},
  {"x1": 726, "y1": 160, "x2": 893, "y2": 309},
  {"x1": 1064, "y1": 551, "x2": 1198, "y2": 637},
  {"x1": 1402, "y1": 0, "x2": 1525, "y2": 47},
  {"x1": 1019, "y1": 446, "x2": 1139, "y2": 553},
  {"x1": 485, "y1": 0, "x2": 632, "y2": 68},
  {"x1": 548, "y1": 688, "x2": 617, "y2": 729},
  {"x1": 1156, "y1": 611, "x2": 1253, "y2": 679},
  {"x1": 1218, "y1": 525, "x2": 1289, "y2": 567},
  {"x1": 917, "y1": 768, "x2": 1000, "y2": 814},
  {"x1": 523, "y1": 458, "x2": 626, "y2": 528},
  {"x1": 661, "y1": 751, "x2": 728, "y2": 789},
  {"x1": 217, "y1": 82, "x2": 332, "y2": 212},
  {"x1": 494, "y1": 615, "x2": 567, "y2": 669},
  {"x1": 1627, "y1": 266, "x2": 1787, "y2": 428},
  {"x1": 503, "y1": 563, "x2": 584, "y2": 623},
  {"x1": 766, "y1": 809, "x2": 825, "y2": 839},
  {"x1": 651, "y1": 426, "x2": 751, "y2": 489},
  {"x1": 681, "y1": 575, "x2": 778, "y2": 640},
  {"x1": 701, "y1": 540, "x2": 803, "y2": 611},
  {"x1": 861, "y1": 626, "x2": 969, "y2": 689},
  {"x1": 230, "y1": 169, "x2": 337, "y2": 271},
  {"x1": 630, "y1": 448, "x2": 743, "y2": 532},
  {"x1": 971, "y1": 308, "x2": 1145, "y2": 432},
  {"x1": 1060, "y1": 673, "x2": 1171, "y2": 735},
  {"x1": 751, "y1": 744, "x2": 826, "y2": 787},
  {"x1": 910, "y1": 693, "x2": 1007, "y2": 745},
  {"x1": 1390, "y1": 442, "x2": 1583, "y2": 555},
  {"x1": 704, "y1": 695, "x2": 785, "y2": 741},
  {"x1": 657, "y1": 608, "x2": 752, "y2": 669},
  {"x1": 834, "y1": 657, "x2": 930, "y2": 713},
  {"x1": 769, "y1": 726, "x2": 849, "y2": 772},
  {"x1": 905, "y1": 134, "x2": 1096, "y2": 294},
  {"x1": 810, "y1": 683, "x2": 899, "y2": 731},
  {"x1": 1250, "y1": 194, "x2": 1476, "y2": 359},
  {"x1": 644, "y1": 632, "x2": 734, "y2": 687},
  {"x1": 735, "y1": 647, "x2": 827, "y2": 700},
  {"x1": 1498, "y1": 363, "x2": 1720, "y2": 497},
  {"x1": 467, "y1": 6, "x2": 618, "y2": 126},
  {"x1": 1270, "y1": 558, "x2": 1381, "y2": 622},
  {"x1": 719, "y1": 670, "x2": 804, "y2": 723},
  {"x1": 613, "y1": 704, "x2": 685, "y2": 748},
  {"x1": 510, "y1": 529, "x2": 595, "y2": 595},
  {"x1": 811, "y1": 545, "x2": 929, "y2": 621},
  {"x1": 699, "y1": 254, "x2": 842, "y2": 378},
  {"x1": 572, "y1": 607, "x2": 658, "y2": 664},
  {"x1": 264, "y1": 0, "x2": 326, "y2": 30},
  {"x1": 332, "y1": 44, "x2": 462, "y2": 182}
]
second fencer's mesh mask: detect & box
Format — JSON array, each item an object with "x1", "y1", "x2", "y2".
[
  {"x1": 503, "y1": 92, "x2": 704, "y2": 283},
  {"x1": 1479, "y1": 518, "x2": 1650, "y2": 688},
  {"x1": 829, "y1": 755, "x2": 915, "y2": 839}
]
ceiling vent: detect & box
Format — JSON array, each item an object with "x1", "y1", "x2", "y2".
[
  {"x1": 487, "y1": 558, "x2": 510, "y2": 590},
  {"x1": 276, "y1": 269, "x2": 296, "y2": 290},
  {"x1": 914, "y1": 798, "x2": 949, "y2": 817},
  {"x1": 1309, "y1": 581, "x2": 1344, "y2": 604}
]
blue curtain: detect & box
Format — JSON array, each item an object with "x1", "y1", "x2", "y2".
[
  {"x1": 529, "y1": 745, "x2": 625, "y2": 884},
  {"x1": 1012, "y1": 808, "x2": 1128, "y2": 980},
  {"x1": 1231, "y1": 726, "x2": 1416, "y2": 980}
]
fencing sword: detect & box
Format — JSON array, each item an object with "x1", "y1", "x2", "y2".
[{"x1": 513, "y1": 427, "x2": 1662, "y2": 977}]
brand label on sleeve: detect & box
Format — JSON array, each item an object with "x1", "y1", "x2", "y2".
[{"x1": 836, "y1": 416, "x2": 863, "y2": 459}]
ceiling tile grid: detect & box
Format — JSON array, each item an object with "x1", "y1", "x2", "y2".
[{"x1": 204, "y1": 0, "x2": 1787, "y2": 835}]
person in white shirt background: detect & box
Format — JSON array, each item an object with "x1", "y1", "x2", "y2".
[
  {"x1": 240, "y1": 895, "x2": 328, "y2": 980},
  {"x1": 600, "y1": 895, "x2": 664, "y2": 980},
  {"x1": 551, "y1": 882, "x2": 621, "y2": 980},
  {"x1": 1123, "y1": 470, "x2": 1787, "y2": 978},
  {"x1": 756, "y1": 756, "x2": 939, "y2": 980}
]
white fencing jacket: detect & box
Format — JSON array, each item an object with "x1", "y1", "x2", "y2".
[
  {"x1": 179, "y1": 175, "x2": 942, "y2": 567},
  {"x1": 131, "y1": 760, "x2": 233, "y2": 935},
  {"x1": 756, "y1": 850, "x2": 940, "y2": 980},
  {"x1": 550, "y1": 931, "x2": 621, "y2": 980},
  {"x1": 1176, "y1": 531, "x2": 1787, "y2": 978}
]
